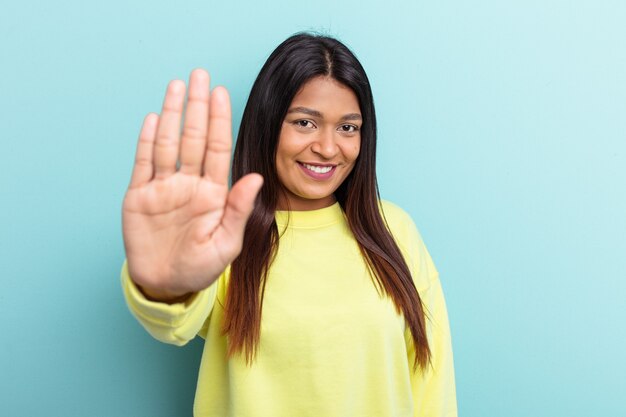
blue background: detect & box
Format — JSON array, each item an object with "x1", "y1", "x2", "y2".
[{"x1": 1, "y1": 1, "x2": 624, "y2": 416}]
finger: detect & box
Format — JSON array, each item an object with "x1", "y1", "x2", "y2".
[
  {"x1": 204, "y1": 86, "x2": 232, "y2": 184},
  {"x1": 129, "y1": 113, "x2": 159, "y2": 188},
  {"x1": 180, "y1": 69, "x2": 210, "y2": 176},
  {"x1": 154, "y1": 80, "x2": 185, "y2": 179},
  {"x1": 217, "y1": 173, "x2": 264, "y2": 244}
]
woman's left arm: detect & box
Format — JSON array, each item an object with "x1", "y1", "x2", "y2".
[
  {"x1": 405, "y1": 274, "x2": 458, "y2": 417},
  {"x1": 380, "y1": 201, "x2": 457, "y2": 416}
]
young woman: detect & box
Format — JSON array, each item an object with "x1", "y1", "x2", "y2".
[{"x1": 121, "y1": 33, "x2": 457, "y2": 416}]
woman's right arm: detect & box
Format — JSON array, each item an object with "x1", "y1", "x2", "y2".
[
  {"x1": 120, "y1": 260, "x2": 219, "y2": 345},
  {"x1": 120, "y1": 69, "x2": 262, "y2": 342}
]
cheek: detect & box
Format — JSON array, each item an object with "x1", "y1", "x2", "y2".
[
  {"x1": 276, "y1": 132, "x2": 305, "y2": 161},
  {"x1": 349, "y1": 140, "x2": 361, "y2": 162}
]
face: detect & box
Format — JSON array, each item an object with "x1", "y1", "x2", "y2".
[{"x1": 275, "y1": 76, "x2": 362, "y2": 211}]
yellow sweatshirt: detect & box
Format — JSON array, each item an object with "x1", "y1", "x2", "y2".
[{"x1": 121, "y1": 201, "x2": 457, "y2": 416}]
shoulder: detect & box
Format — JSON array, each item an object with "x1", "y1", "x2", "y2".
[
  {"x1": 378, "y1": 199, "x2": 419, "y2": 249},
  {"x1": 378, "y1": 199, "x2": 439, "y2": 290},
  {"x1": 379, "y1": 200, "x2": 415, "y2": 230}
]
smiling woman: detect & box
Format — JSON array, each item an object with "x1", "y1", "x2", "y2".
[{"x1": 120, "y1": 32, "x2": 457, "y2": 417}]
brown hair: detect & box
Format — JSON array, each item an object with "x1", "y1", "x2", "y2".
[{"x1": 226, "y1": 33, "x2": 431, "y2": 372}]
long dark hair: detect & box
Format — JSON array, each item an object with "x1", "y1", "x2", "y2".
[{"x1": 226, "y1": 32, "x2": 431, "y2": 372}]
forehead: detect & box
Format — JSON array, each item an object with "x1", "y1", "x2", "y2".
[{"x1": 289, "y1": 76, "x2": 360, "y2": 114}]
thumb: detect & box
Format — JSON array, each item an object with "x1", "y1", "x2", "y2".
[{"x1": 220, "y1": 173, "x2": 264, "y2": 243}]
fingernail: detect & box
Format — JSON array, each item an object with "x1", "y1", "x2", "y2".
[{"x1": 169, "y1": 80, "x2": 184, "y2": 93}]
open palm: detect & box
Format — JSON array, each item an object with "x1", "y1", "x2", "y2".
[{"x1": 122, "y1": 69, "x2": 263, "y2": 302}]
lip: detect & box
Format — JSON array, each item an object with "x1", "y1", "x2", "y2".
[{"x1": 297, "y1": 162, "x2": 337, "y2": 180}]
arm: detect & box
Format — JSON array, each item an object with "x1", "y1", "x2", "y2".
[
  {"x1": 380, "y1": 201, "x2": 458, "y2": 416},
  {"x1": 406, "y1": 275, "x2": 458, "y2": 417},
  {"x1": 119, "y1": 69, "x2": 262, "y2": 342},
  {"x1": 120, "y1": 259, "x2": 219, "y2": 346}
]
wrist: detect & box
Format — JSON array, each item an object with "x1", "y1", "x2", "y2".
[{"x1": 138, "y1": 284, "x2": 194, "y2": 304}]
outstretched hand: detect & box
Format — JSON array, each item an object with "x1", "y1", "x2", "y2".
[{"x1": 122, "y1": 69, "x2": 263, "y2": 302}]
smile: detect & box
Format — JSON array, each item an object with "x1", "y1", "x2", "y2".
[
  {"x1": 302, "y1": 163, "x2": 333, "y2": 174},
  {"x1": 297, "y1": 162, "x2": 337, "y2": 180}
]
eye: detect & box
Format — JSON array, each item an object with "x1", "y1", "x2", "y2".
[
  {"x1": 293, "y1": 120, "x2": 315, "y2": 129},
  {"x1": 338, "y1": 124, "x2": 359, "y2": 133}
]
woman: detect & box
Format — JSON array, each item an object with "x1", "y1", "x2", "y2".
[{"x1": 121, "y1": 33, "x2": 457, "y2": 416}]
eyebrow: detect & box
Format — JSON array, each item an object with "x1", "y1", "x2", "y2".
[{"x1": 287, "y1": 106, "x2": 362, "y2": 121}]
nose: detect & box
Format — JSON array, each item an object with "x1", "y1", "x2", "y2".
[{"x1": 311, "y1": 128, "x2": 339, "y2": 159}]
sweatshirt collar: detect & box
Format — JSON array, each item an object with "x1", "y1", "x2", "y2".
[{"x1": 275, "y1": 202, "x2": 345, "y2": 229}]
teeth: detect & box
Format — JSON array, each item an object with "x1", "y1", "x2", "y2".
[{"x1": 303, "y1": 163, "x2": 333, "y2": 174}]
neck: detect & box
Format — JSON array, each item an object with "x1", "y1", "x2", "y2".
[{"x1": 276, "y1": 192, "x2": 337, "y2": 211}]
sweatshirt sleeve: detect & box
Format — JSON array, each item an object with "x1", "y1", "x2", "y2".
[
  {"x1": 381, "y1": 201, "x2": 458, "y2": 416},
  {"x1": 405, "y1": 276, "x2": 458, "y2": 417},
  {"x1": 120, "y1": 259, "x2": 219, "y2": 346}
]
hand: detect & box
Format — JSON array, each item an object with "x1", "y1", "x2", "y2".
[{"x1": 121, "y1": 69, "x2": 263, "y2": 302}]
